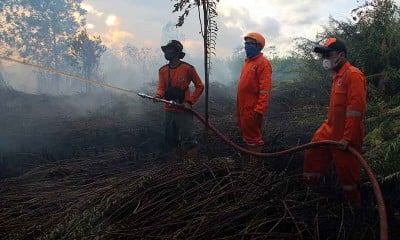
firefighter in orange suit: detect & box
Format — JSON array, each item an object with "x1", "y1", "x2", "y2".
[
  {"x1": 304, "y1": 38, "x2": 366, "y2": 208},
  {"x1": 155, "y1": 40, "x2": 204, "y2": 162},
  {"x1": 237, "y1": 32, "x2": 272, "y2": 156}
]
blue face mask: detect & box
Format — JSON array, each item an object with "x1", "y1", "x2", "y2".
[{"x1": 244, "y1": 44, "x2": 261, "y2": 58}]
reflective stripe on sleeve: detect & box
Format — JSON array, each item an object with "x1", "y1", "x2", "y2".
[
  {"x1": 259, "y1": 90, "x2": 269, "y2": 95},
  {"x1": 346, "y1": 110, "x2": 362, "y2": 117}
]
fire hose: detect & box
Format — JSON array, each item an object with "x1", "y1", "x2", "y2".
[{"x1": 138, "y1": 92, "x2": 388, "y2": 240}]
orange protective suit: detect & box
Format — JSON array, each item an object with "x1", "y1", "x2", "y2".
[
  {"x1": 237, "y1": 53, "x2": 272, "y2": 146},
  {"x1": 156, "y1": 61, "x2": 204, "y2": 112},
  {"x1": 304, "y1": 61, "x2": 366, "y2": 207}
]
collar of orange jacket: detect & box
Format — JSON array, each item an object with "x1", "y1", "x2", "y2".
[{"x1": 335, "y1": 61, "x2": 351, "y2": 77}]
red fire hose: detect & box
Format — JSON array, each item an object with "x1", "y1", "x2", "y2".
[
  {"x1": 191, "y1": 109, "x2": 388, "y2": 240},
  {"x1": 138, "y1": 93, "x2": 388, "y2": 240}
]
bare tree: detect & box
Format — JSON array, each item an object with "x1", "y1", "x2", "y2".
[
  {"x1": 69, "y1": 29, "x2": 106, "y2": 92},
  {"x1": 172, "y1": 0, "x2": 220, "y2": 157}
]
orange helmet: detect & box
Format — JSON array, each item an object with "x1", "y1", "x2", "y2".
[{"x1": 244, "y1": 32, "x2": 265, "y2": 49}]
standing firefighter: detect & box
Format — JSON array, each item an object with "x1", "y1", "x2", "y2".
[
  {"x1": 304, "y1": 38, "x2": 367, "y2": 208},
  {"x1": 155, "y1": 40, "x2": 204, "y2": 162},
  {"x1": 237, "y1": 32, "x2": 272, "y2": 161}
]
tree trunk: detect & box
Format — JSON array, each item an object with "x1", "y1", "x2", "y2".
[
  {"x1": 202, "y1": 0, "x2": 210, "y2": 159},
  {"x1": 0, "y1": 60, "x2": 7, "y2": 88}
]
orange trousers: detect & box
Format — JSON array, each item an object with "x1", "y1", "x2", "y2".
[
  {"x1": 238, "y1": 113, "x2": 264, "y2": 146},
  {"x1": 304, "y1": 131, "x2": 361, "y2": 207}
]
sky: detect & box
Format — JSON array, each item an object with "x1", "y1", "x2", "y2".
[{"x1": 81, "y1": 0, "x2": 400, "y2": 59}]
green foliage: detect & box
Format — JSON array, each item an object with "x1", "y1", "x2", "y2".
[
  {"x1": 290, "y1": 37, "x2": 332, "y2": 104},
  {"x1": 1, "y1": 0, "x2": 86, "y2": 60},
  {"x1": 0, "y1": 0, "x2": 87, "y2": 93},
  {"x1": 319, "y1": 0, "x2": 400, "y2": 96},
  {"x1": 270, "y1": 57, "x2": 302, "y2": 82},
  {"x1": 364, "y1": 99, "x2": 400, "y2": 175}
]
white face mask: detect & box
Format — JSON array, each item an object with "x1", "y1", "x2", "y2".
[
  {"x1": 322, "y1": 59, "x2": 333, "y2": 70},
  {"x1": 322, "y1": 54, "x2": 341, "y2": 70}
]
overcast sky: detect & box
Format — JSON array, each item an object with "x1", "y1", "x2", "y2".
[{"x1": 82, "y1": 0, "x2": 398, "y2": 58}]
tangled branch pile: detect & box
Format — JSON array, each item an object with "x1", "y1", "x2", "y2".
[{"x1": 0, "y1": 151, "x2": 379, "y2": 240}]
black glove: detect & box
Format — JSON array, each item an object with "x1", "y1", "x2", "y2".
[{"x1": 253, "y1": 111, "x2": 263, "y2": 120}]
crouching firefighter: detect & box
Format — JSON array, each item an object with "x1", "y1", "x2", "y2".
[
  {"x1": 303, "y1": 38, "x2": 367, "y2": 208},
  {"x1": 154, "y1": 40, "x2": 204, "y2": 162}
]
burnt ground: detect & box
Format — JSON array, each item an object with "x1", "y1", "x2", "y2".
[{"x1": 0, "y1": 85, "x2": 398, "y2": 239}]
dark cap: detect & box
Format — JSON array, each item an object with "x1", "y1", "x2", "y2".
[
  {"x1": 314, "y1": 38, "x2": 347, "y2": 55},
  {"x1": 161, "y1": 40, "x2": 185, "y2": 58}
]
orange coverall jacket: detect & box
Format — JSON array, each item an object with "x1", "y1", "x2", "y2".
[
  {"x1": 156, "y1": 62, "x2": 204, "y2": 112},
  {"x1": 313, "y1": 61, "x2": 366, "y2": 145},
  {"x1": 237, "y1": 53, "x2": 272, "y2": 146},
  {"x1": 304, "y1": 61, "x2": 366, "y2": 205}
]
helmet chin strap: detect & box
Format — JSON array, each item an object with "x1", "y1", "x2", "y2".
[
  {"x1": 334, "y1": 52, "x2": 343, "y2": 65},
  {"x1": 334, "y1": 53, "x2": 346, "y2": 71}
]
